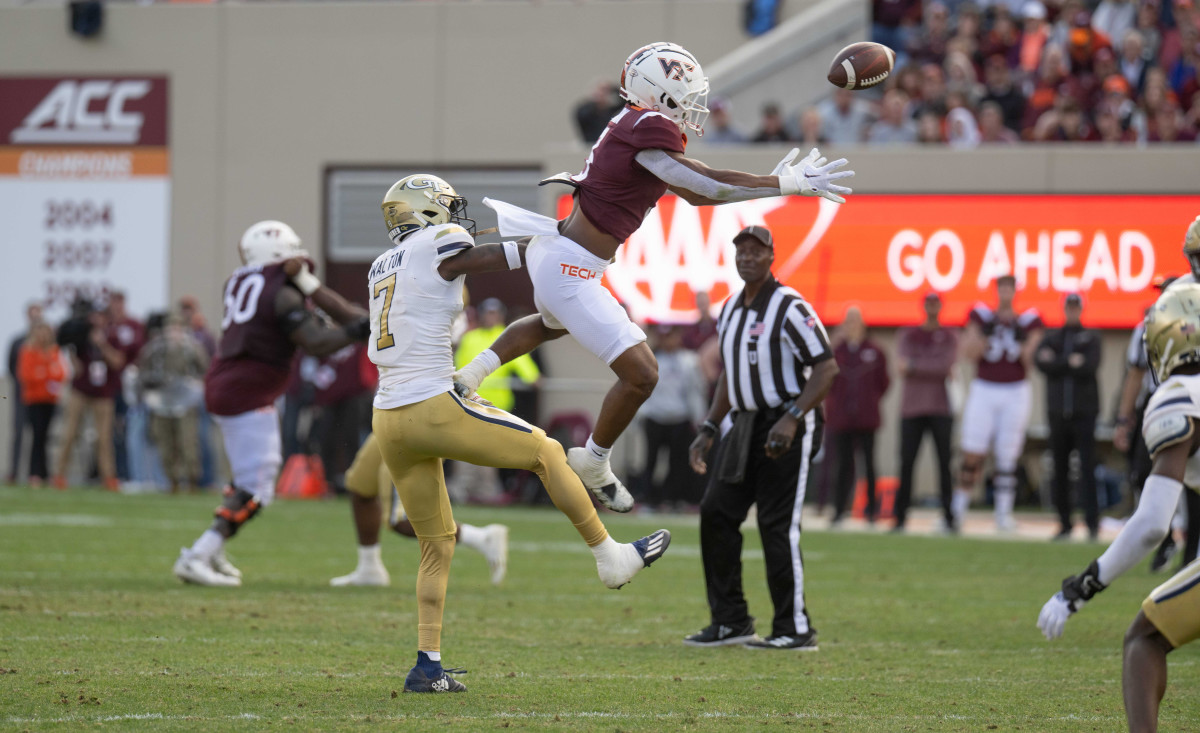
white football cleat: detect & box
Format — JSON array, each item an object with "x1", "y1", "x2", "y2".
[
  {"x1": 329, "y1": 565, "x2": 391, "y2": 587},
  {"x1": 995, "y1": 514, "x2": 1018, "y2": 533},
  {"x1": 596, "y1": 529, "x2": 671, "y2": 589},
  {"x1": 174, "y1": 548, "x2": 241, "y2": 587},
  {"x1": 483, "y1": 524, "x2": 508, "y2": 585},
  {"x1": 210, "y1": 549, "x2": 242, "y2": 579},
  {"x1": 566, "y1": 447, "x2": 634, "y2": 513}
]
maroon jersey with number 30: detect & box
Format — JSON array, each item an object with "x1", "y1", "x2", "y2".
[
  {"x1": 568, "y1": 105, "x2": 687, "y2": 241},
  {"x1": 969, "y1": 305, "x2": 1043, "y2": 383},
  {"x1": 204, "y1": 262, "x2": 300, "y2": 416}
]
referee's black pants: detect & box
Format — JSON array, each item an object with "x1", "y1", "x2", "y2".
[
  {"x1": 1048, "y1": 414, "x2": 1099, "y2": 535},
  {"x1": 699, "y1": 408, "x2": 823, "y2": 638}
]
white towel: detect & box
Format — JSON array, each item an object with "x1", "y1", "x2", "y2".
[{"x1": 482, "y1": 197, "x2": 560, "y2": 238}]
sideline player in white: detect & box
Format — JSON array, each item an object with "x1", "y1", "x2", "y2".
[
  {"x1": 173, "y1": 222, "x2": 370, "y2": 586},
  {"x1": 1038, "y1": 283, "x2": 1200, "y2": 733},
  {"x1": 953, "y1": 274, "x2": 1043, "y2": 532},
  {"x1": 368, "y1": 174, "x2": 671, "y2": 693},
  {"x1": 454, "y1": 42, "x2": 854, "y2": 513},
  {"x1": 328, "y1": 432, "x2": 508, "y2": 587}
]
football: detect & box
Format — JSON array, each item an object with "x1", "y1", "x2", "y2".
[{"x1": 826, "y1": 42, "x2": 896, "y2": 90}]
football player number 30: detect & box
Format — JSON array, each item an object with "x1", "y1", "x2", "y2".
[
  {"x1": 373, "y1": 273, "x2": 397, "y2": 350},
  {"x1": 221, "y1": 272, "x2": 265, "y2": 330}
]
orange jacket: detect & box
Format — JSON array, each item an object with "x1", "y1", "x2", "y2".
[{"x1": 18, "y1": 345, "x2": 66, "y2": 404}]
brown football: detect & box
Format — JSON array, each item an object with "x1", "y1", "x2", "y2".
[{"x1": 826, "y1": 42, "x2": 896, "y2": 90}]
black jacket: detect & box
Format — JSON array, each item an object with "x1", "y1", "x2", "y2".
[{"x1": 1035, "y1": 325, "x2": 1101, "y2": 420}]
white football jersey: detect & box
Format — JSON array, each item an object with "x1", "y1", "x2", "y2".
[
  {"x1": 1142, "y1": 372, "x2": 1200, "y2": 487},
  {"x1": 368, "y1": 223, "x2": 473, "y2": 409}
]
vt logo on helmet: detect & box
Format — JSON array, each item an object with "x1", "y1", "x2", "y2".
[
  {"x1": 620, "y1": 42, "x2": 710, "y2": 135},
  {"x1": 238, "y1": 220, "x2": 306, "y2": 266},
  {"x1": 381, "y1": 174, "x2": 474, "y2": 245}
]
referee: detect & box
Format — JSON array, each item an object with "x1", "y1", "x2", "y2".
[{"x1": 684, "y1": 225, "x2": 838, "y2": 651}]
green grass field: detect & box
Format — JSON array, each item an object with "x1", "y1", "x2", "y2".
[{"x1": 1, "y1": 487, "x2": 1197, "y2": 731}]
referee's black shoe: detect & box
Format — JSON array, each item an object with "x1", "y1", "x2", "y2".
[
  {"x1": 683, "y1": 619, "x2": 758, "y2": 647},
  {"x1": 744, "y1": 631, "x2": 818, "y2": 651}
]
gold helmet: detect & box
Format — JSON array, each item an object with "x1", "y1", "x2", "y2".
[
  {"x1": 1145, "y1": 282, "x2": 1200, "y2": 384},
  {"x1": 381, "y1": 174, "x2": 473, "y2": 245},
  {"x1": 1185, "y1": 216, "x2": 1200, "y2": 274}
]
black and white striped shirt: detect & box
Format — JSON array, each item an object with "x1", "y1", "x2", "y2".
[{"x1": 716, "y1": 276, "x2": 832, "y2": 412}]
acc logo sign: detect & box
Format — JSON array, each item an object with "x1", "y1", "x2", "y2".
[{"x1": 10, "y1": 79, "x2": 152, "y2": 145}]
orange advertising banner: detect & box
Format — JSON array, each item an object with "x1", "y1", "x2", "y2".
[{"x1": 558, "y1": 194, "x2": 1200, "y2": 329}]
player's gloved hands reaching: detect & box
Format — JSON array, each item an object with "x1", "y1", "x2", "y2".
[
  {"x1": 283, "y1": 257, "x2": 322, "y2": 296},
  {"x1": 1037, "y1": 559, "x2": 1106, "y2": 640},
  {"x1": 777, "y1": 147, "x2": 854, "y2": 204}
]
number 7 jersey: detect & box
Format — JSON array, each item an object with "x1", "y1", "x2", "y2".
[{"x1": 368, "y1": 223, "x2": 474, "y2": 410}]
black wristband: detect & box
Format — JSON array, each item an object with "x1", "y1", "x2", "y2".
[
  {"x1": 699, "y1": 420, "x2": 718, "y2": 436},
  {"x1": 1062, "y1": 559, "x2": 1106, "y2": 605}
]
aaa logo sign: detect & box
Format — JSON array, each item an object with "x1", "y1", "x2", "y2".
[{"x1": 559, "y1": 194, "x2": 1200, "y2": 328}]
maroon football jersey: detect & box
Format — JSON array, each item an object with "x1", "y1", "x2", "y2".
[
  {"x1": 569, "y1": 105, "x2": 687, "y2": 241},
  {"x1": 969, "y1": 305, "x2": 1043, "y2": 383},
  {"x1": 204, "y1": 262, "x2": 300, "y2": 416}
]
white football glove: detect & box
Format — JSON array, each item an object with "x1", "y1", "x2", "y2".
[
  {"x1": 291, "y1": 264, "x2": 322, "y2": 296},
  {"x1": 1037, "y1": 591, "x2": 1084, "y2": 640},
  {"x1": 777, "y1": 147, "x2": 855, "y2": 204},
  {"x1": 452, "y1": 370, "x2": 482, "y2": 400}
]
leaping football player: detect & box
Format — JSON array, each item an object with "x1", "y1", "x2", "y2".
[
  {"x1": 454, "y1": 42, "x2": 854, "y2": 513},
  {"x1": 953, "y1": 273, "x2": 1044, "y2": 532},
  {"x1": 329, "y1": 432, "x2": 509, "y2": 587},
  {"x1": 368, "y1": 175, "x2": 670, "y2": 693},
  {"x1": 173, "y1": 221, "x2": 371, "y2": 586},
  {"x1": 1038, "y1": 283, "x2": 1200, "y2": 733}
]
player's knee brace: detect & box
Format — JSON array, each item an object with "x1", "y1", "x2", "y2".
[{"x1": 213, "y1": 485, "x2": 262, "y2": 537}]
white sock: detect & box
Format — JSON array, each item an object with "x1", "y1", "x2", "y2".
[
  {"x1": 586, "y1": 435, "x2": 611, "y2": 462},
  {"x1": 951, "y1": 489, "x2": 971, "y2": 522},
  {"x1": 589, "y1": 535, "x2": 622, "y2": 563},
  {"x1": 460, "y1": 349, "x2": 501, "y2": 390},
  {"x1": 358, "y1": 544, "x2": 383, "y2": 569},
  {"x1": 994, "y1": 486, "x2": 1016, "y2": 519},
  {"x1": 458, "y1": 523, "x2": 486, "y2": 553},
  {"x1": 422, "y1": 650, "x2": 441, "y2": 662},
  {"x1": 191, "y1": 529, "x2": 224, "y2": 561}
]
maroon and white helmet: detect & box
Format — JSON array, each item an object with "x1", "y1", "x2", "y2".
[
  {"x1": 620, "y1": 42, "x2": 710, "y2": 135},
  {"x1": 238, "y1": 220, "x2": 307, "y2": 266}
]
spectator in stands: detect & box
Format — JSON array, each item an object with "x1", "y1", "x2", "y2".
[
  {"x1": 1034, "y1": 94, "x2": 1096, "y2": 139},
  {"x1": 950, "y1": 3, "x2": 983, "y2": 60},
  {"x1": 979, "y1": 99, "x2": 1022, "y2": 140},
  {"x1": 138, "y1": 313, "x2": 208, "y2": 494},
  {"x1": 53, "y1": 306, "x2": 125, "y2": 490},
  {"x1": 1095, "y1": 0, "x2": 1139, "y2": 51},
  {"x1": 947, "y1": 106, "x2": 983, "y2": 146},
  {"x1": 1158, "y1": 0, "x2": 1193, "y2": 73},
  {"x1": 1135, "y1": 0, "x2": 1164, "y2": 65},
  {"x1": 573, "y1": 80, "x2": 623, "y2": 143},
  {"x1": 17, "y1": 320, "x2": 64, "y2": 488},
  {"x1": 637, "y1": 324, "x2": 708, "y2": 511},
  {"x1": 1035, "y1": 293, "x2": 1102, "y2": 541},
  {"x1": 981, "y1": 8, "x2": 1023, "y2": 65},
  {"x1": 796, "y1": 106, "x2": 826, "y2": 146},
  {"x1": 1167, "y1": 34, "x2": 1200, "y2": 102},
  {"x1": 704, "y1": 98, "x2": 746, "y2": 144},
  {"x1": 106, "y1": 291, "x2": 144, "y2": 482},
  {"x1": 1068, "y1": 11, "x2": 1114, "y2": 74},
  {"x1": 752, "y1": 102, "x2": 794, "y2": 143},
  {"x1": 868, "y1": 89, "x2": 919, "y2": 143},
  {"x1": 1120, "y1": 29, "x2": 1151, "y2": 94},
  {"x1": 827, "y1": 307, "x2": 890, "y2": 526},
  {"x1": 816, "y1": 88, "x2": 872, "y2": 144},
  {"x1": 179, "y1": 295, "x2": 216, "y2": 358},
  {"x1": 1149, "y1": 100, "x2": 1197, "y2": 139},
  {"x1": 945, "y1": 51, "x2": 986, "y2": 105},
  {"x1": 7, "y1": 302, "x2": 41, "y2": 484},
  {"x1": 893, "y1": 62, "x2": 925, "y2": 100},
  {"x1": 1019, "y1": 1, "x2": 1051, "y2": 76},
  {"x1": 917, "y1": 109, "x2": 947, "y2": 142},
  {"x1": 682, "y1": 290, "x2": 718, "y2": 352},
  {"x1": 1023, "y1": 44, "x2": 1071, "y2": 133},
  {"x1": 873, "y1": 0, "x2": 924, "y2": 67},
  {"x1": 915, "y1": 63, "x2": 950, "y2": 118},
  {"x1": 1051, "y1": 0, "x2": 1087, "y2": 49},
  {"x1": 893, "y1": 292, "x2": 957, "y2": 534},
  {"x1": 1095, "y1": 99, "x2": 1139, "y2": 139},
  {"x1": 908, "y1": 0, "x2": 952, "y2": 64}
]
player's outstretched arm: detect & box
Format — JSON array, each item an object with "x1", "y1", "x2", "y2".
[
  {"x1": 637, "y1": 147, "x2": 853, "y2": 206},
  {"x1": 275, "y1": 286, "x2": 366, "y2": 358},
  {"x1": 282, "y1": 257, "x2": 368, "y2": 326},
  {"x1": 1037, "y1": 428, "x2": 1195, "y2": 640},
  {"x1": 438, "y1": 239, "x2": 529, "y2": 281}
]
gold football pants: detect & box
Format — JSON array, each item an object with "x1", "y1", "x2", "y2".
[
  {"x1": 373, "y1": 391, "x2": 608, "y2": 651},
  {"x1": 1142, "y1": 556, "x2": 1200, "y2": 648}
]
